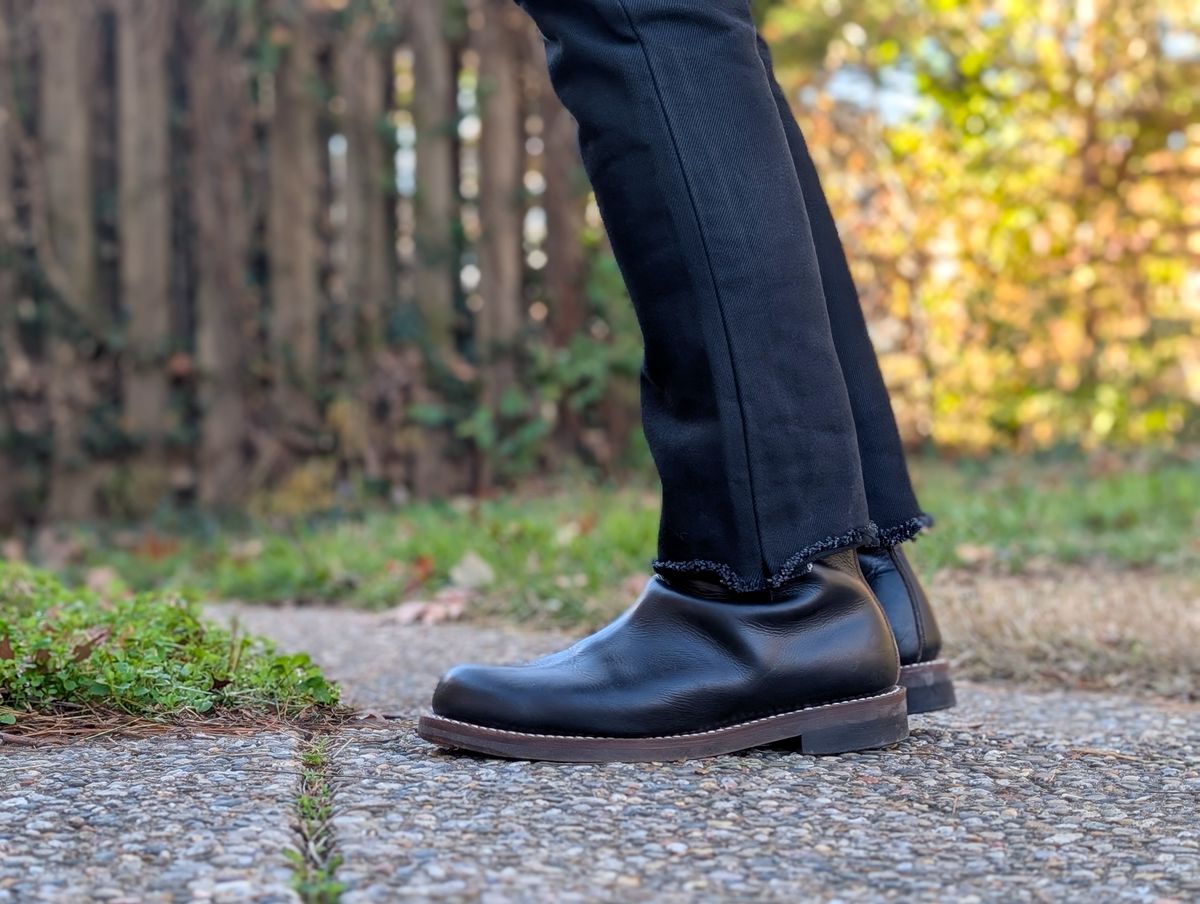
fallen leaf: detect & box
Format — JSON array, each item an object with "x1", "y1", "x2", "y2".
[
  {"x1": 385, "y1": 588, "x2": 473, "y2": 626},
  {"x1": 955, "y1": 543, "x2": 995, "y2": 565},
  {"x1": 85, "y1": 567, "x2": 121, "y2": 594},
  {"x1": 72, "y1": 627, "x2": 112, "y2": 662},
  {"x1": 133, "y1": 533, "x2": 181, "y2": 561},
  {"x1": 401, "y1": 555, "x2": 437, "y2": 595},
  {"x1": 412, "y1": 555, "x2": 436, "y2": 583},
  {"x1": 0, "y1": 637, "x2": 13, "y2": 660},
  {"x1": 387, "y1": 601, "x2": 427, "y2": 624},
  {"x1": 356, "y1": 709, "x2": 402, "y2": 722},
  {"x1": 230, "y1": 539, "x2": 264, "y2": 562},
  {"x1": 450, "y1": 551, "x2": 494, "y2": 590},
  {"x1": 554, "y1": 522, "x2": 581, "y2": 547}
]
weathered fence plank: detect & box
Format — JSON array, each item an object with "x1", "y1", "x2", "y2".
[
  {"x1": 189, "y1": 11, "x2": 255, "y2": 508},
  {"x1": 408, "y1": 0, "x2": 460, "y2": 497},
  {"x1": 267, "y1": 4, "x2": 323, "y2": 402},
  {"x1": 337, "y1": 15, "x2": 394, "y2": 365},
  {"x1": 116, "y1": 0, "x2": 174, "y2": 507},
  {"x1": 36, "y1": 1, "x2": 100, "y2": 520},
  {"x1": 475, "y1": 0, "x2": 525, "y2": 486},
  {"x1": 0, "y1": 1, "x2": 17, "y2": 527}
]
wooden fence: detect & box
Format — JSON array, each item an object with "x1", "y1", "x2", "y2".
[
  {"x1": 5, "y1": 0, "x2": 1192, "y2": 529},
  {"x1": 0, "y1": 0, "x2": 625, "y2": 527}
]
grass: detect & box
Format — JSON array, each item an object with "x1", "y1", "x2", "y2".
[
  {"x1": 58, "y1": 489, "x2": 661, "y2": 623},
  {"x1": 906, "y1": 454, "x2": 1200, "y2": 573},
  {"x1": 0, "y1": 561, "x2": 341, "y2": 731},
  {"x1": 5, "y1": 454, "x2": 1197, "y2": 699},
  {"x1": 27, "y1": 454, "x2": 1197, "y2": 621},
  {"x1": 928, "y1": 567, "x2": 1198, "y2": 699}
]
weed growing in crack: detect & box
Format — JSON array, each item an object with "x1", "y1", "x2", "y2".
[{"x1": 289, "y1": 735, "x2": 344, "y2": 904}]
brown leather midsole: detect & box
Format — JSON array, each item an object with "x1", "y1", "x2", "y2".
[
  {"x1": 898, "y1": 658, "x2": 952, "y2": 688},
  {"x1": 897, "y1": 659, "x2": 956, "y2": 714},
  {"x1": 416, "y1": 686, "x2": 908, "y2": 763}
]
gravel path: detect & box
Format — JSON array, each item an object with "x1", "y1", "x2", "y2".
[
  {"x1": 0, "y1": 733, "x2": 300, "y2": 903},
  {"x1": 2, "y1": 605, "x2": 1197, "y2": 902},
  {"x1": 237, "y1": 606, "x2": 1200, "y2": 903}
]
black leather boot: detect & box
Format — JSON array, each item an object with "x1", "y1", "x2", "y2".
[
  {"x1": 418, "y1": 550, "x2": 908, "y2": 762},
  {"x1": 858, "y1": 545, "x2": 956, "y2": 713}
]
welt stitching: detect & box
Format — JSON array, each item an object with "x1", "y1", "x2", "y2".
[
  {"x1": 427, "y1": 687, "x2": 902, "y2": 741},
  {"x1": 899, "y1": 659, "x2": 948, "y2": 674}
]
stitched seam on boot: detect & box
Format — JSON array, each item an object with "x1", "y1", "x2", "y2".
[
  {"x1": 899, "y1": 660, "x2": 949, "y2": 674},
  {"x1": 427, "y1": 687, "x2": 902, "y2": 741}
]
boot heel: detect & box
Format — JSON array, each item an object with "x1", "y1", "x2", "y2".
[
  {"x1": 778, "y1": 687, "x2": 910, "y2": 755},
  {"x1": 797, "y1": 710, "x2": 908, "y2": 754},
  {"x1": 899, "y1": 660, "x2": 957, "y2": 714}
]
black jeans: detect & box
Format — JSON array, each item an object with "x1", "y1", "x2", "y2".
[{"x1": 520, "y1": 0, "x2": 928, "y2": 591}]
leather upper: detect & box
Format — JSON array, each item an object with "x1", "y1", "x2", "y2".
[
  {"x1": 858, "y1": 545, "x2": 943, "y2": 666},
  {"x1": 431, "y1": 557, "x2": 900, "y2": 738}
]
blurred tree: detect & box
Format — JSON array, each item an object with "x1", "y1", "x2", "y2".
[{"x1": 764, "y1": 0, "x2": 1200, "y2": 450}]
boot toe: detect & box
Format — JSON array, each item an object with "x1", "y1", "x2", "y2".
[{"x1": 431, "y1": 664, "x2": 532, "y2": 731}]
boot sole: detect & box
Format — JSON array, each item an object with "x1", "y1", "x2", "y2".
[
  {"x1": 417, "y1": 686, "x2": 908, "y2": 763},
  {"x1": 899, "y1": 659, "x2": 957, "y2": 714}
]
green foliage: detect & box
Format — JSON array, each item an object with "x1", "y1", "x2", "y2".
[
  {"x1": 67, "y1": 487, "x2": 660, "y2": 623},
  {"x1": 907, "y1": 455, "x2": 1200, "y2": 572},
  {"x1": 40, "y1": 457, "x2": 1199, "y2": 627},
  {"x1": 4, "y1": 0, "x2": 1195, "y2": 534},
  {"x1": 428, "y1": 236, "x2": 646, "y2": 482},
  {"x1": 763, "y1": 0, "x2": 1200, "y2": 451},
  {"x1": 0, "y1": 563, "x2": 339, "y2": 725}
]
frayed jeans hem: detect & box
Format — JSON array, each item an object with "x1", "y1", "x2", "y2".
[
  {"x1": 652, "y1": 523, "x2": 880, "y2": 594},
  {"x1": 873, "y1": 514, "x2": 934, "y2": 548}
]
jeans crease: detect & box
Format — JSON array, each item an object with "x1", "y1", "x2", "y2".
[{"x1": 610, "y1": 0, "x2": 771, "y2": 576}]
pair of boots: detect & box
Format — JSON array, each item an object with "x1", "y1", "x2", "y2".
[
  {"x1": 414, "y1": 0, "x2": 952, "y2": 761},
  {"x1": 418, "y1": 544, "x2": 953, "y2": 762}
]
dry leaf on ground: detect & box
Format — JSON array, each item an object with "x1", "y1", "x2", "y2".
[{"x1": 385, "y1": 588, "x2": 474, "y2": 626}]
